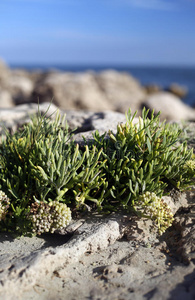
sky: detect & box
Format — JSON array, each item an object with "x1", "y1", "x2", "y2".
[{"x1": 0, "y1": 0, "x2": 195, "y2": 66}]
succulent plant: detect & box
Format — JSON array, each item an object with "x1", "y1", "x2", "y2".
[
  {"x1": 0, "y1": 105, "x2": 194, "y2": 236},
  {"x1": 0, "y1": 107, "x2": 107, "y2": 234},
  {"x1": 90, "y1": 108, "x2": 194, "y2": 212}
]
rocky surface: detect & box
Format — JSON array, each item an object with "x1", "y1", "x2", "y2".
[
  {"x1": 0, "y1": 59, "x2": 195, "y2": 121},
  {"x1": 166, "y1": 83, "x2": 188, "y2": 99},
  {"x1": 0, "y1": 103, "x2": 194, "y2": 299},
  {"x1": 0, "y1": 193, "x2": 194, "y2": 300},
  {"x1": 144, "y1": 92, "x2": 195, "y2": 121}
]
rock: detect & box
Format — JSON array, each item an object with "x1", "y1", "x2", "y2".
[
  {"x1": 0, "y1": 103, "x2": 194, "y2": 300},
  {"x1": 0, "y1": 102, "x2": 134, "y2": 144},
  {"x1": 144, "y1": 92, "x2": 195, "y2": 121},
  {"x1": 144, "y1": 84, "x2": 162, "y2": 94},
  {"x1": 73, "y1": 112, "x2": 139, "y2": 145},
  {"x1": 5, "y1": 72, "x2": 34, "y2": 105},
  {"x1": 0, "y1": 59, "x2": 10, "y2": 84},
  {"x1": 90, "y1": 110, "x2": 127, "y2": 132},
  {"x1": 0, "y1": 102, "x2": 59, "y2": 134},
  {"x1": 31, "y1": 71, "x2": 113, "y2": 111},
  {"x1": 64, "y1": 110, "x2": 100, "y2": 132},
  {"x1": 162, "y1": 191, "x2": 188, "y2": 216},
  {"x1": 0, "y1": 215, "x2": 124, "y2": 299},
  {"x1": 72, "y1": 72, "x2": 112, "y2": 111},
  {"x1": 0, "y1": 191, "x2": 194, "y2": 299},
  {"x1": 30, "y1": 70, "x2": 146, "y2": 113},
  {"x1": 167, "y1": 83, "x2": 188, "y2": 98},
  {"x1": 96, "y1": 70, "x2": 146, "y2": 113},
  {"x1": 0, "y1": 89, "x2": 14, "y2": 108},
  {"x1": 1, "y1": 61, "x2": 194, "y2": 123},
  {"x1": 0, "y1": 63, "x2": 35, "y2": 106}
]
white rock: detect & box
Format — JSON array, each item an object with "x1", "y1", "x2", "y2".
[
  {"x1": 97, "y1": 70, "x2": 146, "y2": 113},
  {"x1": 9, "y1": 75, "x2": 33, "y2": 95},
  {"x1": 144, "y1": 92, "x2": 195, "y2": 121},
  {"x1": 0, "y1": 89, "x2": 14, "y2": 108}
]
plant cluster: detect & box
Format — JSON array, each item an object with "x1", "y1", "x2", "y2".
[
  {"x1": 0, "y1": 106, "x2": 194, "y2": 236},
  {"x1": 30, "y1": 201, "x2": 71, "y2": 234},
  {"x1": 134, "y1": 192, "x2": 174, "y2": 235},
  {"x1": 0, "y1": 190, "x2": 10, "y2": 220}
]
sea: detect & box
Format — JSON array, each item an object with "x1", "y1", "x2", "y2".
[{"x1": 10, "y1": 64, "x2": 195, "y2": 107}]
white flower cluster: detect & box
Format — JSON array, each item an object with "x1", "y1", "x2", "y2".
[
  {"x1": 30, "y1": 201, "x2": 72, "y2": 235},
  {"x1": 0, "y1": 190, "x2": 10, "y2": 221},
  {"x1": 135, "y1": 191, "x2": 174, "y2": 235}
]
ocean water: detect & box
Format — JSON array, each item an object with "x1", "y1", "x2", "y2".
[{"x1": 10, "y1": 64, "x2": 195, "y2": 107}]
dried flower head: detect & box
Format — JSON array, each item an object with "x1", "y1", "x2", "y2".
[
  {"x1": 184, "y1": 159, "x2": 195, "y2": 171},
  {"x1": 135, "y1": 191, "x2": 174, "y2": 235},
  {"x1": 0, "y1": 190, "x2": 10, "y2": 220},
  {"x1": 30, "y1": 201, "x2": 72, "y2": 235}
]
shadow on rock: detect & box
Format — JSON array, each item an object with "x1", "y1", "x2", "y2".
[
  {"x1": 168, "y1": 269, "x2": 195, "y2": 300},
  {"x1": 38, "y1": 231, "x2": 74, "y2": 248}
]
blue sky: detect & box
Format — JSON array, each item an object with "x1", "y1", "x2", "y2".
[{"x1": 0, "y1": 0, "x2": 195, "y2": 66}]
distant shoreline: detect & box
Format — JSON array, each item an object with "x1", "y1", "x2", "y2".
[
  {"x1": 9, "y1": 63, "x2": 195, "y2": 71},
  {"x1": 9, "y1": 64, "x2": 195, "y2": 107}
]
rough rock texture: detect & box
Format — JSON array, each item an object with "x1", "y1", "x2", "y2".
[
  {"x1": 0, "y1": 59, "x2": 195, "y2": 121},
  {"x1": 0, "y1": 103, "x2": 194, "y2": 299},
  {"x1": 0, "y1": 102, "x2": 58, "y2": 135},
  {"x1": 0, "y1": 192, "x2": 194, "y2": 300}
]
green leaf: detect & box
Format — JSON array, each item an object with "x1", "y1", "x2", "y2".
[{"x1": 146, "y1": 138, "x2": 152, "y2": 153}]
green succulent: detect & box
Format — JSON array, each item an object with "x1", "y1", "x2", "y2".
[
  {"x1": 0, "y1": 107, "x2": 107, "y2": 234},
  {"x1": 0, "y1": 106, "x2": 194, "y2": 236},
  {"x1": 90, "y1": 108, "x2": 194, "y2": 212}
]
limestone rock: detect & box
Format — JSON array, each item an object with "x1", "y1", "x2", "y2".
[
  {"x1": 1, "y1": 61, "x2": 195, "y2": 122},
  {"x1": 0, "y1": 103, "x2": 129, "y2": 141},
  {"x1": 6, "y1": 72, "x2": 34, "y2": 104},
  {"x1": 0, "y1": 215, "x2": 124, "y2": 299},
  {"x1": 0, "y1": 89, "x2": 14, "y2": 108},
  {"x1": 0, "y1": 102, "x2": 59, "y2": 134},
  {"x1": 96, "y1": 70, "x2": 145, "y2": 113},
  {"x1": 0, "y1": 59, "x2": 10, "y2": 84},
  {"x1": 144, "y1": 92, "x2": 195, "y2": 121},
  {"x1": 31, "y1": 71, "x2": 113, "y2": 111},
  {"x1": 30, "y1": 70, "x2": 146, "y2": 113},
  {"x1": 144, "y1": 83, "x2": 162, "y2": 94},
  {"x1": 167, "y1": 83, "x2": 188, "y2": 99}
]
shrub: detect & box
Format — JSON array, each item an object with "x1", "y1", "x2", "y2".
[
  {"x1": 0, "y1": 108, "x2": 107, "y2": 234},
  {"x1": 91, "y1": 109, "x2": 194, "y2": 207},
  {"x1": 0, "y1": 107, "x2": 194, "y2": 235}
]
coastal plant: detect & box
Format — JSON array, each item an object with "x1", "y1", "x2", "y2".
[
  {"x1": 89, "y1": 108, "x2": 195, "y2": 233},
  {"x1": 0, "y1": 190, "x2": 10, "y2": 221},
  {"x1": 90, "y1": 109, "x2": 194, "y2": 209},
  {"x1": 0, "y1": 106, "x2": 194, "y2": 236},
  {"x1": 30, "y1": 201, "x2": 72, "y2": 235},
  {"x1": 177, "y1": 121, "x2": 195, "y2": 151},
  {"x1": 134, "y1": 191, "x2": 174, "y2": 234},
  {"x1": 0, "y1": 108, "x2": 107, "y2": 234}
]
